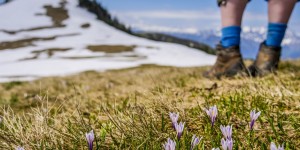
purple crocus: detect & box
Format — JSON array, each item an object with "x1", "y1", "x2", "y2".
[
  {"x1": 190, "y1": 135, "x2": 202, "y2": 150},
  {"x1": 175, "y1": 122, "x2": 185, "y2": 140},
  {"x1": 250, "y1": 110, "x2": 261, "y2": 130},
  {"x1": 16, "y1": 146, "x2": 25, "y2": 150},
  {"x1": 227, "y1": 139, "x2": 233, "y2": 150},
  {"x1": 169, "y1": 112, "x2": 179, "y2": 129},
  {"x1": 85, "y1": 130, "x2": 95, "y2": 150},
  {"x1": 270, "y1": 142, "x2": 284, "y2": 150},
  {"x1": 205, "y1": 105, "x2": 218, "y2": 127},
  {"x1": 221, "y1": 138, "x2": 233, "y2": 150},
  {"x1": 163, "y1": 138, "x2": 176, "y2": 150},
  {"x1": 220, "y1": 125, "x2": 232, "y2": 140}
]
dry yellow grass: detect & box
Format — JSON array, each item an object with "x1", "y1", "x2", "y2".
[{"x1": 0, "y1": 61, "x2": 300, "y2": 149}]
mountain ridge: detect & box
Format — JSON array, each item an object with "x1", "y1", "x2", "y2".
[{"x1": 78, "y1": 0, "x2": 215, "y2": 55}]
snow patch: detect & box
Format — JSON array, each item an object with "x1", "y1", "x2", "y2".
[{"x1": 0, "y1": 0, "x2": 215, "y2": 82}]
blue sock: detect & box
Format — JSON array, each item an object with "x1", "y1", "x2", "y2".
[
  {"x1": 266, "y1": 23, "x2": 287, "y2": 47},
  {"x1": 221, "y1": 26, "x2": 241, "y2": 48}
]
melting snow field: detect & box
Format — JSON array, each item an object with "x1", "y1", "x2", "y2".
[{"x1": 0, "y1": 0, "x2": 216, "y2": 82}]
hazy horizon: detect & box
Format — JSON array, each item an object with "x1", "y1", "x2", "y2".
[{"x1": 98, "y1": 0, "x2": 300, "y2": 34}]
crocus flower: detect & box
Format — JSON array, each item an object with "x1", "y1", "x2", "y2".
[
  {"x1": 163, "y1": 138, "x2": 176, "y2": 150},
  {"x1": 16, "y1": 146, "x2": 25, "y2": 150},
  {"x1": 86, "y1": 130, "x2": 95, "y2": 150},
  {"x1": 250, "y1": 110, "x2": 261, "y2": 130},
  {"x1": 220, "y1": 125, "x2": 232, "y2": 140},
  {"x1": 169, "y1": 112, "x2": 179, "y2": 129},
  {"x1": 175, "y1": 122, "x2": 185, "y2": 140},
  {"x1": 221, "y1": 138, "x2": 227, "y2": 150},
  {"x1": 205, "y1": 105, "x2": 218, "y2": 126},
  {"x1": 190, "y1": 135, "x2": 202, "y2": 150},
  {"x1": 221, "y1": 138, "x2": 233, "y2": 150},
  {"x1": 270, "y1": 142, "x2": 284, "y2": 150},
  {"x1": 227, "y1": 139, "x2": 233, "y2": 150}
]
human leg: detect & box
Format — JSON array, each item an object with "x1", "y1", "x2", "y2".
[
  {"x1": 248, "y1": 0, "x2": 297, "y2": 76},
  {"x1": 266, "y1": 0, "x2": 297, "y2": 47},
  {"x1": 203, "y1": 0, "x2": 248, "y2": 78},
  {"x1": 220, "y1": 0, "x2": 248, "y2": 48}
]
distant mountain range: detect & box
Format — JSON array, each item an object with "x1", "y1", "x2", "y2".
[
  {"x1": 137, "y1": 27, "x2": 300, "y2": 59},
  {"x1": 79, "y1": 0, "x2": 215, "y2": 55}
]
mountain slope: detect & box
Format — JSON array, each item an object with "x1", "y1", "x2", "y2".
[
  {"x1": 1, "y1": 60, "x2": 300, "y2": 149},
  {"x1": 78, "y1": 0, "x2": 215, "y2": 55},
  {"x1": 0, "y1": 0, "x2": 215, "y2": 82}
]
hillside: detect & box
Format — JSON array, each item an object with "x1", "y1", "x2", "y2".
[
  {"x1": 78, "y1": 0, "x2": 216, "y2": 55},
  {"x1": 0, "y1": 61, "x2": 300, "y2": 149},
  {"x1": 0, "y1": 0, "x2": 215, "y2": 82}
]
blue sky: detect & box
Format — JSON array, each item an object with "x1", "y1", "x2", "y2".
[{"x1": 98, "y1": 0, "x2": 300, "y2": 33}]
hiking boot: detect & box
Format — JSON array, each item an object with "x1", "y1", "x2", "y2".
[
  {"x1": 203, "y1": 44, "x2": 246, "y2": 78},
  {"x1": 248, "y1": 42, "x2": 281, "y2": 77}
]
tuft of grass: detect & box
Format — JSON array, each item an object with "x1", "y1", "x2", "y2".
[
  {"x1": 0, "y1": 61, "x2": 300, "y2": 149},
  {"x1": 2, "y1": 81, "x2": 23, "y2": 90}
]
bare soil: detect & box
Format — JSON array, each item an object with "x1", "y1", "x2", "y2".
[{"x1": 87, "y1": 45, "x2": 136, "y2": 53}]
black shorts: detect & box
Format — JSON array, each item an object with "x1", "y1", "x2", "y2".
[
  {"x1": 218, "y1": 0, "x2": 299, "y2": 7},
  {"x1": 251, "y1": 0, "x2": 300, "y2": 1}
]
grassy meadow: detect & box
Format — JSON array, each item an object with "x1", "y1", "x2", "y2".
[{"x1": 0, "y1": 61, "x2": 300, "y2": 149}]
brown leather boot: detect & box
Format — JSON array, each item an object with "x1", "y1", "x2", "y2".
[
  {"x1": 248, "y1": 42, "x2": 281, "y2": 77},
  {"x1": 203, "y1": 44, "x2": 246, "y2": 78}
]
